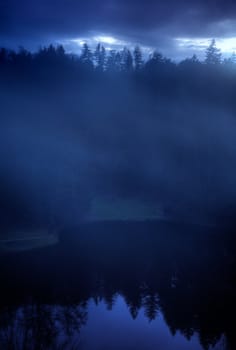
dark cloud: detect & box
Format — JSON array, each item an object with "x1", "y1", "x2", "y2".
[{"x1": 1, "y1": 0, "x2": 236, "y2": 55}]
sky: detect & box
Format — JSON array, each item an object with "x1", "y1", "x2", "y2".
[{"x1": 1, "y1": 0, "x2": 236, "y2": 60}]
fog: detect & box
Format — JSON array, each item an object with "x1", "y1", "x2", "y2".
[{"x1": 1, "y1": 45, "x2": 236, "y2": 229}]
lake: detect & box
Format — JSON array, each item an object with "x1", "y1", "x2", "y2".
[{"x1": 0, "y1": 220, "x2": 235, "y2": 349}]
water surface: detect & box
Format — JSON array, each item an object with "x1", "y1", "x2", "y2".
[{"x1": 0, "y1": 221, "x2": 235, "y2": 349}]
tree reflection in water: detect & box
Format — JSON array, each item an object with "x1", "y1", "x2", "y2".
[
  {"x1": 0, "y1": 221, "x2": 235, "y2": 349},
  {"x1": 0, "y1": 303, "x2": 87, "y2": 349}
]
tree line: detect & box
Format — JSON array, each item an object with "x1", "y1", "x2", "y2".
[
  {"x1": 1, "y1": 38, "x2": 236, "y2": 109},
  {"x1": 0, "y1": 39, "x2": 236, "y2": 78}
]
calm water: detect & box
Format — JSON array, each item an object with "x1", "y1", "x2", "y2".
[{"x1": 0, "y1": 221, "x2": 235, "y2": 350}]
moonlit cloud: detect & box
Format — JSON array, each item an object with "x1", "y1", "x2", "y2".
[
  {"x1": 67, "y1": 34, "x2": 128, "y2": 50},
  {"x1": 217, "y1": 37, "x2": 236, "y2": 53},
  {"x1": 176, "y1": 38, "x2": 210, "y2": 49},
  {"x1": 175, "y1": 37, "x2": 236, "y2": 58},
  {"x1": 60, "y1": 34, "x2": 153, "y2": 57},
  {"x1": 2, "y1": 0, "x2": 236, "y2": 59},
  {"x1": 59, "y1": 34, "x2": 236, "y2": 62},
  {"x1": 93, "y1": 35, "x2": 125, "y2": 45}
]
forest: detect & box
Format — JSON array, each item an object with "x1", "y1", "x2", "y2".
[{"x1": 1, "y1": 39, "x2": 236, "y2": 230}]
